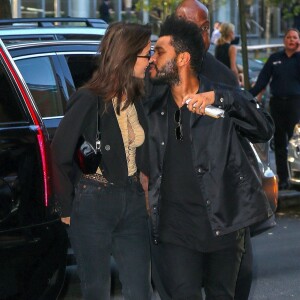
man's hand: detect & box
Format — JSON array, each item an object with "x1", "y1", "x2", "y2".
[{"x1": 183, "y1": 91, "x2": 215, "y2": 115}]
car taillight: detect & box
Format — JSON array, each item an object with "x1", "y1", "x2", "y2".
[
  {"x1": 37, "y1": 127, "x2": 50, "y2": 206},
  {"x1": 0, "y1": 47, "x2": 51, "y2": 206}
]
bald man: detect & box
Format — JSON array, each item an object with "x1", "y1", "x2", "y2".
[{"x1": 148, "y1": 1, "x2": 252, "y2": 300}]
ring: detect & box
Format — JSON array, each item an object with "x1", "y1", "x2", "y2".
[{"x1": 192, "y1": 107, "x2": 196, "y2": 113}]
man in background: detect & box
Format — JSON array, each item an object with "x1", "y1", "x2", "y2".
[
  {"x1": 211, "y1": 21, "x2": 221, "y2": 44},
  {"x1": 99, "y1": 0, "x2": 110, "y2": 23}
]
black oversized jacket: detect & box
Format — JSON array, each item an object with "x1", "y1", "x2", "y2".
[
  {"x1": 51, "y1": 88, "x2": 149, "y2": 217},
  {"x1": 143, "y1": 76, "x2": 274, "y2": 241}
]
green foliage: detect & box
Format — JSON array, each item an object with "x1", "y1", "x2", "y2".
[{"x1": 282, "y1": 0, "x2": 300, "y2": 20}]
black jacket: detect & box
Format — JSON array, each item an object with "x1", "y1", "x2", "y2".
[
  {"x1": 143, "y1": 76, "x2": 274, "y2": 241},
  {"x1": 51, "y1": 88, "x2": 149, "y2": 217}
]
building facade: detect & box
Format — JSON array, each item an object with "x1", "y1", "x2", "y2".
[{"x1": 9, "y1": 0, "x2": 297, "y2": 38}]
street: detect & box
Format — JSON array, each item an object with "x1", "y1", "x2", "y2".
[
  {"x1": 59, "y1": 204, "x2": 300, "y2": 300},
  {"x1": 249, "y1": 206, "x2": 300, "y2": 299}
]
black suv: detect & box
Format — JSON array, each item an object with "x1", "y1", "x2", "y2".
[
  {"x1": 0, "y1": 40, "x2": 68, "y2": 299},
  {"x1": 0, "y1": 17, "x2": 108, "y2": 45}
]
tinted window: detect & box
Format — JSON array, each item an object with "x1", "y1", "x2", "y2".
[
  {"x1": 65, "y1": 54, "x2": 98, "y2": 88},
  {"x1": 15, "y1": 56, "x2": 65, "y2": 118},
  {"x1": 0, "y1": 63, "x2": 26, "y2": 124}
]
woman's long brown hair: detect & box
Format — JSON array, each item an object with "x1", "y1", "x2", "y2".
[{"x1": 84, "y1": 22, "x2": 151, "y2": 112}]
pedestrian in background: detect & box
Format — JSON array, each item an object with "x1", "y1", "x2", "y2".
[
  {"x1": 215, "y1": 22, "x2": 243, "y2": 85},
  {"x1": 250, "y1": 28, "x2": 300, "y2": 190},
  {"x1": 211, "y1": 21, "x2": 221, "y2": 44},
  {"x1": 146, "y1": 14, "x2": 274, "y2": 300},
  {"x1": 99, "y1": 0, "x2": 110, "y2": 23},
  {"x1": 51, "y1": 22, "x2": 152, "y2": 299}
]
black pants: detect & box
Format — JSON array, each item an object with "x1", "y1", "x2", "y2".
[
  {"x1": 69, "y1": 176, "x2": 152, "y2": 300},
  {"x1": 152, "y1": 229, "x2": 251, "y2": 300},
  {"x1": 269, "y1": 97, "x2": 300, "y2": 184},
  {"x1": 234, "y1": 229, "x2": 252, "y2": 300},
  {"x1": 152, "y1": 234, "x2": 244, "y2": 300}
]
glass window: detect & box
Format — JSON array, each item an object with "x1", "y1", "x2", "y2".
[
  {"x1": 0, "y1": 63, "x2": 26, "y2": 124},
  {"x1": 65, "y1": 54, "x2": 98, "y2": 88},
  {"x1": 15, "y1": 56, "x2": 64, "y2": 118}
]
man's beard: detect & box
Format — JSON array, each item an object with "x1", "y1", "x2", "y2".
[{"x1": 151, "y1": 58, "x2": 180, "y2": 85}]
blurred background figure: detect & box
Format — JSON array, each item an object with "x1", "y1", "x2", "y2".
[
  {"x1": 99, "y1": 0, "x2": 110, "y2": 23},
  {"x1": 215, "y1": 22, "x2": 243, "y2": 86},
  {"x1": 249, "y1": 28, "x2": 300, "y2": 190},
  {"x1": 211, "y1": 21, "x2": 221, "y2": 44}
]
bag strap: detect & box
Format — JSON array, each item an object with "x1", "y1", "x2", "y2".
[{"x1": 96, "y1": 98, "x2": 101, "y2": 152}]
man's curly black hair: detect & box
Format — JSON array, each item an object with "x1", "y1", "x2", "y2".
[{"x1": 159, "y1": 14, "x2": 205, "y2": 75}]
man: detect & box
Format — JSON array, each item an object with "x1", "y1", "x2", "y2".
[
  {"x1": 99, "y1": 0, "x2": 110, "y2": 23},
  {"x1": 211, "y1": 21, "x2": 221, "y2": 44},
  {"x1": 145, "y1": 14, "x2": 274, "y2": 300},
  {"x1": 250, "y1": 28, "x2": 300, "y2": 190},
  {"x1": 147, "y1": 1, "x2": 253, "y2": 300}
]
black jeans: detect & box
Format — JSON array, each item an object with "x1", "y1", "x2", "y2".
[
  {"x1": 152, "y1": 230, "x2": 251, "y2": 300},
  {"x1": 270, "y1": 97, "x2": 300, "y2": 184},
  {"x1": 69, "y1": 176, "x2": 152, "y2": 300},
  {"x1": 155, "y1": 234, "x2": 244, "y2": 300}
]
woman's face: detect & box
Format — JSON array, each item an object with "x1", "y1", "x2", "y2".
[
  {"x1": 284, "y1": 30, "x2": 300, "y2": 52},
  {"x1": 133, "y1": 40, "x2": 151, "y2": 78}
]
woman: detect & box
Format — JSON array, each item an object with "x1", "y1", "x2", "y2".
[
  {"x1": 250, "y1": 28, "x2": 300, "y2": 190},
  {"x1": 215, "y1": 22, "x2": 242, "y2": 85},
  {"x1": 51, "y1": 22, "x2": 152, "y2": 299}
]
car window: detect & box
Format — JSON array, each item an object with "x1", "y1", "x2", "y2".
[
  {"x1": 15, "y1": 56, "x2": 65, "y2": 118},
  {"x1": 0, "y1": 63, "x2": 26, "y2": 124},
  {"x1": 64, "y1": 54, "x2": 98, "y2": 88}
]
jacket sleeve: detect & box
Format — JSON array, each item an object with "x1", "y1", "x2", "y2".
[
  {"x1": 249, "y1": 55, "x2": 273, "y2": 97},
  {"x1": 51, "y1": 88, "x2": 97, "y2": 217},
  {"x1": 214, "y1": 87, "x2": 274, "y2": 143}
]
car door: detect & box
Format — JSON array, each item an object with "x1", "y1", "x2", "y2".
[
  {"x1": 12, "y1": 46, "x2": 98, "y2": 141},
  {"x1": 0, "y1": 39, "x2": 67, "y2": 300}
]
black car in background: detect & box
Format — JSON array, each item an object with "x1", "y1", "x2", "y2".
[{"x1": 0, "y1": 39, "x2": 68, "y2": 299}]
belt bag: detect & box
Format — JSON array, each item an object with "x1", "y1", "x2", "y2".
[{"x1": 75, "y1": 98, "x2": 101, "y2": 174}]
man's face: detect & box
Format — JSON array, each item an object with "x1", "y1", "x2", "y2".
[
  {"x1": 149, "y1": 36, "x2": 180, "y2": 85},
  {"x1": 175, "y1": 1, "x2": 210, "y2": 51}
]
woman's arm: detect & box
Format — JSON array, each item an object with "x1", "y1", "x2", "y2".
[{"x1": 228, "y1": 45, "x2": 240, "y2": 84}]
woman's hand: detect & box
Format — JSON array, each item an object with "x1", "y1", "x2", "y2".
[
  {"x1": 140, "y1": 172, "x2": 150, "y2": 215},
  {"x1": 61, "y1": 217, "x2": 71, "y2": 225},
  {"x1": 183, "y1": 91, "x2": 215, "y2": 115}
]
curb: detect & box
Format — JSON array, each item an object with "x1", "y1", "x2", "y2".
[{"x1": 278, "y1": 189, "x2": 300, "y2": 209}]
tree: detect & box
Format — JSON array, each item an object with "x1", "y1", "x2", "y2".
[
  {"x1": 0, "y1": 0, "x2": 12, "y2": 19},
  {"x1": 282, "y1": 0, "x2": 300, "y2": 29}
]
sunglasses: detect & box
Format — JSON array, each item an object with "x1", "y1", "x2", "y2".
[
  {"x1": 137, "y1": 49, "x2": 154, "y2": 61},
  {"x1": 174, "y1": 109, "x2": 183, "y2": 141},
  {"x1": 137, "y1": 54, "x2": 151, "y2": 60}
]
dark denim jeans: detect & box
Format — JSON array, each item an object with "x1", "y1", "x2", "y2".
[
  {"x1": 68, "y1": 176, "x2": 152, "y2": 300},
  {"x1": 156, "y1": 233, "x2": 245, "y2": 300}
]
